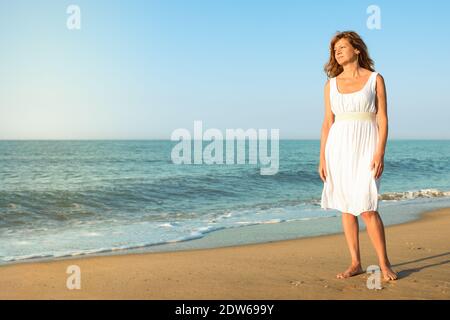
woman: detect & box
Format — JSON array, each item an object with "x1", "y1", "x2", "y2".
[{"x1": 319, "y1": 31, "x2": 398, "y2": 281}]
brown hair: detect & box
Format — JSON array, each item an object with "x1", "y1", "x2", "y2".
[{"x1": 324, "y1": 31, "x2": 375, "y2": 78}]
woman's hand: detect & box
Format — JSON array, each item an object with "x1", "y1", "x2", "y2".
[
  {"x1": 370, "y1": 152, "x2": 384, "y2": 179},
  {"x1": 318, "y1": 158, "x2": 327, "y2": 183}
]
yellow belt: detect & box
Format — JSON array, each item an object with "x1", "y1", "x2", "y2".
[{"x1": 334, "y1": 112, "x2": 377, "y2": 121}]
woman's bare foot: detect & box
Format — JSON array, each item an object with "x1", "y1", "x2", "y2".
[
  {"x1": 336, "y1": 263, "x2": 364, "y2": 279},
  {"x1": 380, "y1": 263, "x2": 398, "y2": 281}
]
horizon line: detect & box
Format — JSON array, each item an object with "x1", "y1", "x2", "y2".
[{"x1": 1, "y1": 138, "x2": 449, "y2": 141}]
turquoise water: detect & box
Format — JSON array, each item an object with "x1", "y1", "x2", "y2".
[{"x1": 0, "y1": 140, "x2": 449, "y2": 263}]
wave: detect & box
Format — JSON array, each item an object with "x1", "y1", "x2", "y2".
[
  {"x1": 2, "y1": 187, "x2": 449, "y2": 264},
  {"x1": 303, "y1": 188, "x2": 450, "y2": 206},
  {"x1": 0, "y1": 214, "x2": 338, "y2": 264},
  {"x1": 379, "y1": 188, "x2": 450, "y2": 201}
]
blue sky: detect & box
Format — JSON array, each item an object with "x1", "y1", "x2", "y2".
[{"x1": 0, "y1": 0, "x2": 449, "y2": 139}]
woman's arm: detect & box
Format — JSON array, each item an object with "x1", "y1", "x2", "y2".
[
  {"x1": 372, "y1": 73, "x2": 389, "y2": 178},
  {"x1": 318, "y1": 80, "x2": 334, "y2": 182},
  {"x1": 375, "y1": 74, "x2": 388, "y2": 155}
]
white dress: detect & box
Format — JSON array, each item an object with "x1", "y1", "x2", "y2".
[{"x1": 320, "y1": 71, "x2": 381, "y2": 216}]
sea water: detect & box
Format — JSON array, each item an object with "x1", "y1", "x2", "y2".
[{"x1": 0, "y1": 140, "x2": 449, "y2": 264}]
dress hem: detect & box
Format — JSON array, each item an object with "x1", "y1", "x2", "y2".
[{"x1": 320, "y1": 205, "x2": 378, "y2": 217}]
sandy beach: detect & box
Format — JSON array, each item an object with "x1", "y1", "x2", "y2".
[{"x1": 0, "y1": 207, "x2": 449, "y2": 300}]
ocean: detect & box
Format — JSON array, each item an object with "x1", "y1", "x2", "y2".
[{"x1": 1, "y1": 140, "x2": 449, "y2": 264}]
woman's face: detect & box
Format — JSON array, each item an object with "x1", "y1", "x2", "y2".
[{"x1": 334, "y1": 38, "x2": 358, "y2": 65}]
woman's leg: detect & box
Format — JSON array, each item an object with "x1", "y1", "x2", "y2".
[
  {"x1": 360, "y1": 211, "x2": 398, "y2": 280},
  {"x1": 336, "y1": 212, "x2": 364, "y2": 278}
]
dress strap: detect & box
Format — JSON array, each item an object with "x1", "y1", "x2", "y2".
[
  {"x1": 370, "y1": 72, "x2": 379, "y2": 91},
  {"x1": 330, "y1": 77, "x2": 337, "y2": 96}
]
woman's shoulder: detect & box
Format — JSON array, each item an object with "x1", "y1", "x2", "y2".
[
  {"x1": 324, "y1": 78, "x2": 332, "y2": 90},
  {"x1": 374, "y1": 71, "x2": 384, "y2": 79},
  {"x1": 374, "y1": 71, "x2": 385, "y2": 85}
]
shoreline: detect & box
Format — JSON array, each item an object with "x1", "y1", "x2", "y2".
[
  {"x1": 0, "y1": 203, "x2": 442, "y2": 267},
  {"x1": 1, "y1": 198, "x2": 446, "y2": 267},
  {"x1": 1, "y1": 207, "x2": 449, "y2": 299}
]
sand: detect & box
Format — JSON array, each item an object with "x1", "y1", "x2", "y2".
[{"x1": 0, "y1": 208, "x2": 449, "y2": 300}]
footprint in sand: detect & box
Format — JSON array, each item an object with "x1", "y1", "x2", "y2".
[{"x1": 289, "y1": 280, "x2": 304, "y2": 287}]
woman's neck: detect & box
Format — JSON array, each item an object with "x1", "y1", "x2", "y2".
[{"x1": 340, "y1": 62, "x2": 362, "y2": 78}]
